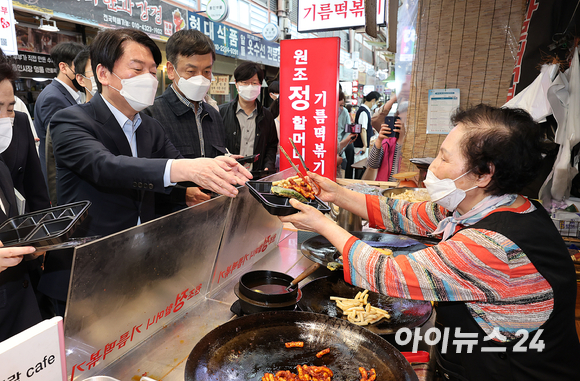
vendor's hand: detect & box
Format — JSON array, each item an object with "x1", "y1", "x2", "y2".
[
  {"x1": 0, "y1": 242, "x2": 35, "y2": 273},
  {"x1": 185, "y1": 186, "x2": 211, "y2": 206},
  {"x1": 357, "y1": 147, "x2": 366, "y2": 155},
  {"x1": 279, "y1": 198, "x2": 331, "y2": 232},
  {"x1": 304, "y1": 172, "x2": 341, "y2": 203}
]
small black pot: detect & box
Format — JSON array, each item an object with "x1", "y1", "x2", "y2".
[{"x1": 234, "y1": 270, "x2": 302, "y2": 315}]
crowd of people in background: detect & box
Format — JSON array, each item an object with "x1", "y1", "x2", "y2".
[{"x1": 0, "y1": 26, "x2": 400, "y2": 342}]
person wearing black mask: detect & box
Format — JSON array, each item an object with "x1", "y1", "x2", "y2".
[{"x1": 33, "y1": 41, "x2": 85, "y2": 183}]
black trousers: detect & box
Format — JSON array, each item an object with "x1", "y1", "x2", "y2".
[{"x1": 344, "y1": 145, "x2": 355, "y2": 179}]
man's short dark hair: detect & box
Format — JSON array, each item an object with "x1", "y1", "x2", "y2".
[
  {"x1": 0, "y1": 48, "x2": 17, "y2": 84},
  {"x1": 234, "y1": 61, "x2": 264, "y2": 83},
  {"x1": 166, "y1": 29, "x2": 216, "y2": 65},
  {"x1": 50, "y1": 42, "x2": 85, "y2": 69},
  {"x1": 339, "y1": 91, "x2": 345, "y2": 102},
  {"x1": 90, "y1": 28, "x2": 162, "y2": 92},
  {"x1": 268, "y1": 81, "x2": 279, "y2": 94},
  {"x1": 364, "y1": 91, "x2": 381, "y2": 102},
  {"x1": 73, "y1": 48, "x2": 91, "y2": 76}
]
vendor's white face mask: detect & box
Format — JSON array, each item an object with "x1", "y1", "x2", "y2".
[
  {"x1": 175, "y1": 70, "x2": 211, "y2": 102},
  {"x1": 423, "y1": 169, "x2": 477, "y2": 211},
  {"x1": 110, "y1": 72, "x2": 158, "y2": 112},
  {"x1": 0, "y1": 117, "x2": 13, "y2": 154}
]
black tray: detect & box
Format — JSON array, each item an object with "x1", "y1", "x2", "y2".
[
  {"x1": 0, "y1": 201, "x2": 91, "y2": 250},
  {"x1": 246, "y1": 181, "x2": 330, "y2": 216}
]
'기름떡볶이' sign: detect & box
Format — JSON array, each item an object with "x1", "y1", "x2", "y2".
[
  {"x1": 297, "y1": 0, "x2": 386, "y2": 33},
  {"x1": 209, "y1": 75, "x2": 229, "y2": 95},
  {"x1": 188, "y1": 11, "x2": 280, "y2": 67},
  {"x1": 14, "y1": 0, "x2": 187, "y2": 38},
  {"x1": 279, "y1": 37, "x2": 339, "y2": 180}
]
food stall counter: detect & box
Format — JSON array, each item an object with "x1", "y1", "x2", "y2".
[{"x1": 85, "y1": 229, "x2": 326, "y2": 381}]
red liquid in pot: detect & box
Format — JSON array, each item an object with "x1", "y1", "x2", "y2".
[{"x1": 251, "y1": 283, "x2": 290, "y2": 294}]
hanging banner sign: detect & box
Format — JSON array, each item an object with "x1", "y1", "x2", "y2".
[
  {"x1": 13, "y1": 0, "x2": 187, "y2": 38},
  {"x1": 0, "y1": 0, "x2": 17, "y2": 55},
  {"x1": 188, "y1": 11, "x2": 280, "y2": 67},
  {"x1": 297, "y1": 0, "x2": 386, "y2": 33},
  {"x1": 279, "y1": 37, "x2": 339, "y2": 180},
  {"x1": 13, "y1": 51, "x2": 57, "y2": 78}
]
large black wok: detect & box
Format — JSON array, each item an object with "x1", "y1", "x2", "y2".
[{"x1": 184, "y1": 311, "x2": 418, "y2": 381}]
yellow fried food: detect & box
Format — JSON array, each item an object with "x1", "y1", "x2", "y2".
[{"x1": 330, "y1": 290, "x2": 390, "y2": 326}]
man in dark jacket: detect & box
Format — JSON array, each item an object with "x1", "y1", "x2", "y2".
[
  {"x1": 33, "y1": 41, "x2": 85, "y2": 182},
  {"x1": 219, "y1": 61, "x2": 278, "y2": 173},
  {"x1": 144, "y1": 29, "x2": 227, "y2": 214}
]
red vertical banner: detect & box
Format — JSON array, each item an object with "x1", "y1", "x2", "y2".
[{"x1": 279, "y1": 37, "x2": 339, "y2": 181}]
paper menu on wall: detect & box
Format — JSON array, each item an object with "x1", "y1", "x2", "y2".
[
  {"x1": 0, "y1": 317, "x2": 67, "y2": 381},
  {"x1": 426, "y1": 89, "x2": 460, "y2": 134}
]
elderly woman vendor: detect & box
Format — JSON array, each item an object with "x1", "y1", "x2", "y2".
[{"x1": 281, "y1": 105, "x2": 580, "y2": 380}]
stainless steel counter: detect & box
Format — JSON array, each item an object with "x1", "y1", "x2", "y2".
[{"x1": 95, "y1": 228, "x2": 322, "y2": 381}]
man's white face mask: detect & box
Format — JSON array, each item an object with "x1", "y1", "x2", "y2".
[
  {"x1": 174, "y1": 70, "x2": 211, "y2": 102},
  {"x1": 0, "y1": 117, "x2": 13, "y2": 154},
  {"x1": 109, "y1": 72, "x2": 158, "y2": 112}
]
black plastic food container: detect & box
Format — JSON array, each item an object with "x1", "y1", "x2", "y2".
[
  {"x1": 246, "y1": 181, "x2": 330, "y2": 216},
  {"x1": 0, "y1": 201, "x2": 91, "y2": 248},
  {"x1": 234, "y1": 270, "x2": 302, "y2": 314}
]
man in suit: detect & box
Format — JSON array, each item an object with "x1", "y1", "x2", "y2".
[
  {"x1": 0, "y1": 158, "x2": 43, "y2": 341},
  {"x1": 46, "y1": 29, "x2": 251, "y2": 315},
  {"x1": 0, "y1": 70, "x2": 50, "y2": 213},
  {"x1": 0, "y1": 57, "x2": 43, "y2": 340},
  {"x1": 34, "y1": 41, "x2": 85, "y2": 182},
  {"x1": 144, "y1": 30, "x2": 227, "y2": 215}
]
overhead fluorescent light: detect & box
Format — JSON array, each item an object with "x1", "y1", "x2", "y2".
[{"x1": 38, "y1": 17, "x2": 59, "y2": 32}]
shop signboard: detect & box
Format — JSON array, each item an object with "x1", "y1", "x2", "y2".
[
  {"x1": 13, "y1": 0, "x2": 187, "y2": 38},
  {"x1": 262, "y1": 22, "x2": 279, "y2": 41},
  {"x1": 188, "y1": 11, "x2": 280, "y2": 67},
  {"x1": 297, "y1": 0, "x2": 386, "y2": 33},
  {"x1": 279, "y1": 37, "x2": 339, "y2": 180},
  {"x1": 0, "y1": 0, "x2": 17, "y2": 55},
  {"x1": 13, "y1": 51, "x2": 57, "y2": 79},
  {"x1": 209, "y1": 75, "x2": 229, "y2": 95},
  {"x1": 206, "y1": 0, "x2": 228, "y2": 22}
]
